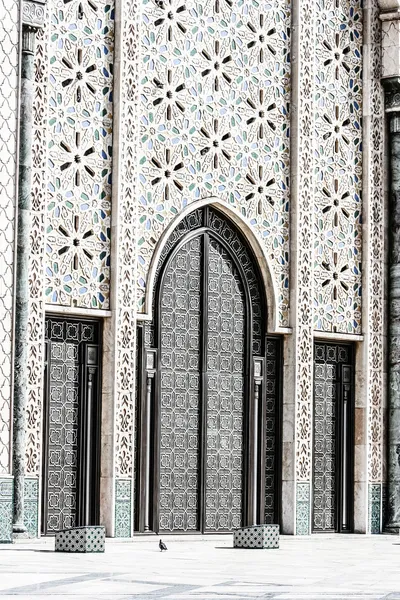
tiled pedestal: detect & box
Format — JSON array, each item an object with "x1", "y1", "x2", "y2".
[
  {"x1": 55, "y1": 526, "x2": 105, "y2": 553},
  {"x1": 233, "y1": 524, "x2": 279, "y2": 549}
]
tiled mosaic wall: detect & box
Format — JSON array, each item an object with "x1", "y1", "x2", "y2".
[
  {"x1": 45, "y1": 0, "x2": 114, "y2": 309},
  {"x1": 368, "y1": 483, "x2": 381, "y2": 534},
  {"x1": 0, "y1": 0, "x2": 19, "y2": 475},
  {"x1": 137, "y1": 0, "x2": 291, "y2": 327},
  {"x1": 0, "y1": 478, "x2": 13, "y2": 542},
  {"x1": 24, "y1": 478, "x2": 39, "y2": 538},
  {"x1": 115, "y1": 479, "x2": 132, "y2": 538},
  {"x1": 296, "y1": 482, "x2": 310, "y2": 536}
]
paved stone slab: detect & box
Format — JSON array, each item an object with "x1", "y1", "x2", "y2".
[{"x1": 0, "y1": 535, "x2": 399, "y2": 599}]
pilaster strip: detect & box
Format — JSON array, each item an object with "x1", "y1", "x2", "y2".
[
  {"x1": 365, "y1": 0, "x2": 387, "y2": 533},
  {"x1": 25, "y1": 7, "x2": 49, "y2": 486},
  {"x1": 114, "y1": 0, "x2": 140, "y2": 488},
  {"x1": 294, "y1": 0, "x2": 315, "y2": 490}
]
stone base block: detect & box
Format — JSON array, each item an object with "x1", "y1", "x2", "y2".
[
  {"x1": 55, "y1": 526, "x2": 105, "y2": 553},
  {"x1": 233, "y1": 524, "x2": 279, "y2": 549}
]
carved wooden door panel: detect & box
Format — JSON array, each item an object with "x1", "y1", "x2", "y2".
[{"x1": 42, "y1": 318, "x2": 101, "y2": 535}]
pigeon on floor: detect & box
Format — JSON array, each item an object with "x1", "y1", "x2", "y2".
[{"x1": 159, "y1": 539, "x2": 168, "y2": 552}]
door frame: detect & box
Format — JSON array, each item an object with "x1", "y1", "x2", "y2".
[
  {"x1": 312, "y1": 341, "x2": 355, "y2": 533},
  {"x1": 135, "y1": 205, "x2": 284, "y2": 534},
  {"x1": 41, "y1": 315, "x2": 102, "y2": 535}
]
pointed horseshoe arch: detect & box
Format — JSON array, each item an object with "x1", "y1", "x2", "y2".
[
  {"x1": 141, "y1": 199, "x2": 282, "y2": 334},
  {"x1": 136, "y1": 206, "x2": 282, "y2": 534}
]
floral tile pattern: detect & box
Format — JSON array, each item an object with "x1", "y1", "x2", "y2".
[
  {"x1": 45, "y1": 0, "x2": 114, "y2": 309},
  {"x1": 313, "y1": 0, "x2": 363, "y2": 334},
  {"x1": 138, "y1": 0, "x2": 291, "y2": 326}
]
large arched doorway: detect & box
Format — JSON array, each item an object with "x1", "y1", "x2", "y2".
[{"x1": 136, "y1": 207, "x2": 281, "y2": 534}]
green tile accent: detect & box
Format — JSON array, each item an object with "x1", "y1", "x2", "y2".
[
  {"x1": 368, "y1": 483, "x2": 381, "y2": 534},
  {"x1": 24, "y1": 478, "x2": 39, "y2": 538},
  {"x1": 382, "y1": 484, "x2": 388, "y2": 530},
  {"x1": 0, "y1": 478, "x2": 13, "y2": 543},
  {"x1": 115, "y1": 479, "x2": 132, "y2": 538},
  {"x1": 296, "y1": 482, "x2": 310, "y2": 536}
]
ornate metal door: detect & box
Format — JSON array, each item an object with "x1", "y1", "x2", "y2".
[
  {"x1": 205, "y1": 237, "x2": 245, "y2": 532},
  {"x1": 42, "y1": 318, "x2": 101, "y2": 535},
  {"x1": 139, "y1": 207, "x2": 281, "y2": 534},
  {"x1": 313, "y1": 343, "x2": 354, "y2": 533},
  {"x1": 158, "y1": 237, "x2": 202, "y2": 532}
]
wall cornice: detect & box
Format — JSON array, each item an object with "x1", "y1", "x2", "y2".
[{"x1": 22, "y1": 0, "x2": 46, "y2": 28}]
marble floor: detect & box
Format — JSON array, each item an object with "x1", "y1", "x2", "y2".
[{"x1": 0, "y1": 534, "x2": 399, "y2": 599}]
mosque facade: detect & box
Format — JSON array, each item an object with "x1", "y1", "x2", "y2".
[{"x1": 0, "y1": 0, "x2": 399, "y2": 540}]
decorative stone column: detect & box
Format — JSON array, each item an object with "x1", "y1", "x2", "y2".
[
  {"x1": 383, "y1": 79, "x2": 400, "y2": 532},
  {"x1": 12, "y1": 0, "x2": 46, "y2": 537},
  {"x1": 380, "y1": 0, "x2": 400, "y2": 533}
]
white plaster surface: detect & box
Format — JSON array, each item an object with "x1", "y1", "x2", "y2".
[
  {"x1": 379, "y1": 0, "x2": 400, "y2": 12},
  {"x1": 382, "y1": 20, "x2": 400, "y2": 77},
  {"x1": 0, "y1": 535, "x2": 400, "y2": 599}
]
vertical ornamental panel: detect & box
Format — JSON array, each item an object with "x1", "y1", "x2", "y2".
[
  {"x1": 205, "y1": 238, "x2": 245, "y2": 532},
  {"x1": 26, "y1": 8, "x2": 51, "y2": 481},
  {"x1": 365, "y1": 0, "x2": 385, "y2": 532},
  {"x1": 159, "y1": 237, "x2": 202, "y2": 532}
]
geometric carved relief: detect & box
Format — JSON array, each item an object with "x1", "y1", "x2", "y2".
[
  {"x1": 0, "y1": 0, "x2": 19, "y2": 474},
  {"x1": 313, "y1": 0, "x2": 363, "y2": 335},
  {"x1": 45, "y1": 0, "x2": 114, "y2": 309},
  {"x1": 138, "y1": 0, "x2": 291, "y2": 327}
]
